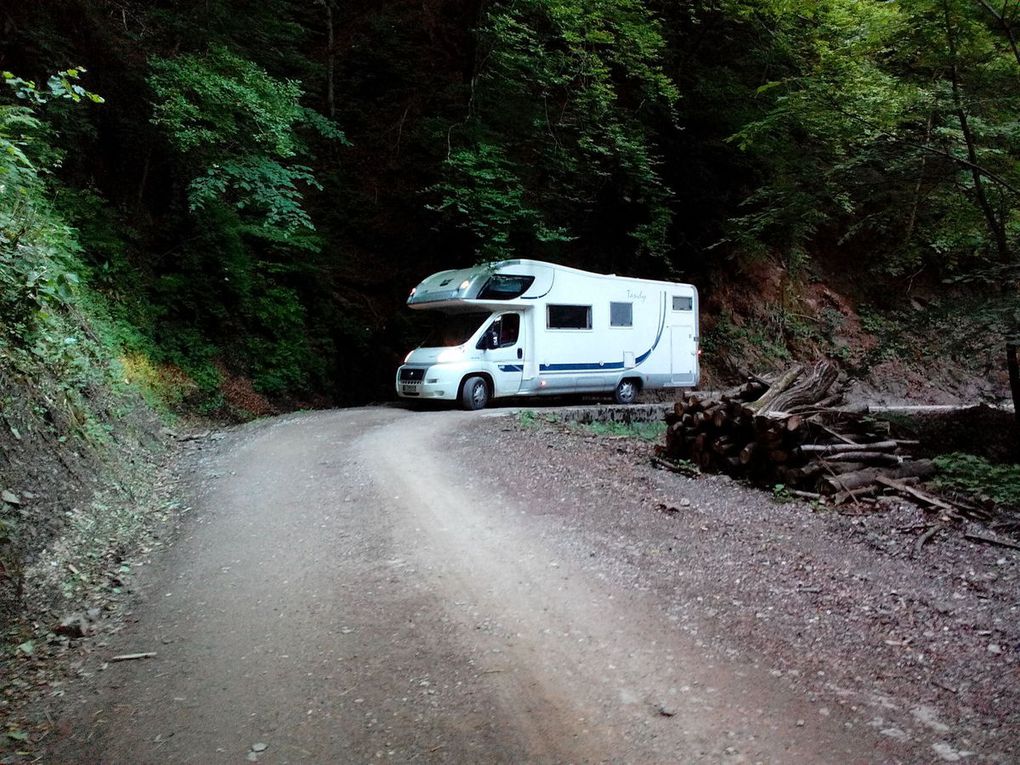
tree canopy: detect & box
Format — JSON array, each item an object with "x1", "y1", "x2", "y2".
[{"x1": 1, "y1": 0, "x2": 1017, "y2": 406}]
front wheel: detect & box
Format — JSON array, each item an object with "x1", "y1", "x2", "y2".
[
  {"x1": 460, "y1": 376, "x2": 490, "y2": 410},
  {"x1": 613, "y1": 378, "x2": 639, "y2": 405}
]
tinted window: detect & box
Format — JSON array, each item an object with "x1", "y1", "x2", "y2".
[
  {"x1": 477, "y1": 275, "x2": 535, "y2": 300},
  {"x1": 610, "y1": 302, "x2": 633, "y2": 327},
  {"x1": 547, "y1": 305, "x2": 592, "y2": 329},
  {"x1": 672, "y1": 295, "x2": 693, "y2": 311},
  {"x1": 497, "y1": 314, "x2": 520, "y2": 345},
  {"x1": 477, "y1": 314, "x2": 521, "y2": 349}
]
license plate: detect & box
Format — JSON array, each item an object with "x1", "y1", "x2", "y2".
[{"x1": 402, "y1": 385, "x2": 418, "y2": 394}]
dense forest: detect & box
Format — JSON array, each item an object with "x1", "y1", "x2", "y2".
[{"x1": 1, "y1": 0, "x2": 1019, "y2": 415}]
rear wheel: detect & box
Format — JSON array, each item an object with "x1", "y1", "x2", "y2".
[
  {"x1": 460, "y1": 376, "x2": 490, "y2": 410},
  {"x1": 613, "y1": 378, "x2": 639, "y2": 405}
]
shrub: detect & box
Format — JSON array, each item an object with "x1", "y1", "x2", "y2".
[{"x1": 932, "y1": 452, "x2": 1020, "y2": 508}]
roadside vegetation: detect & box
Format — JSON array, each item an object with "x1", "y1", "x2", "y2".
[
  {"x1": 0, "y1": 67, "x2": 170, "y2": 650},
  {"x1": 933, "y1": 453, "x2": 1020, "y2": 508}
]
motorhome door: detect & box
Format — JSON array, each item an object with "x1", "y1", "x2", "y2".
[
  {"x1": 669, "y1": 292, "x2": 697, "y2": 383},
  {"x1": 480, "y1": 313, "x2": 525, "y2": 397}
]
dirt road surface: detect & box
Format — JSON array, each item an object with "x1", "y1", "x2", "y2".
[{"x1": 47, "y1": 407, "x2": 1017, "y2": 763}]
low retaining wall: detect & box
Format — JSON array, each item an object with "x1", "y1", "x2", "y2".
[{"x1": 527, "y1": 403, "x2": 671, "y2": 425}]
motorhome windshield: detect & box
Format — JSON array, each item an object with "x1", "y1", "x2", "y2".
[{"x1": 421, "y1": 312, "x2": 491, "y2": 347}]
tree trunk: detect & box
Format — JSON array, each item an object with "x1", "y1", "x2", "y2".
[
  {"x1": 944, "y1": 0, "x2": 1010, "y2": 263},
  {"x1": 1008, "y1": 343, "x2": 1020, "y2": 420},
  {"x1": 748, "y1": 361, "x2": 838, "y2": 415},
  {"x1": 1008, "y1": 343, "x2": 1020, "y2": 458},
  {"x1": 976, "y1": 0, "x2": 1020, "y2": 69},
  {"x1": 903, "y1": 110, "x2": 935, "y2": 250},
  {"x1": 320, "y1": 0, "x2": 336, "y2": 119}
]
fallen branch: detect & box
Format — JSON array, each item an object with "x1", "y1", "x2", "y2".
[
  {"x1": 875, "y1": 476, "x2": 958, "y2": 513},
  {"x1": 913, "y1": 525, "x2": 943, "y2": 558},
  {"x1": 790, "y1": 489, "x2": 821, "y2": 500},
  {"x1": 822, "y1": 460, "x2": 935, "y2": 493},
  {"x1": 650, "y1": 456, "x2": 699, "y2": 477},
  {"x1": 811, "y1": 422, "x2": 861, "y2": 447},
  {"x1": 801, "y1": 440, "x2": 900, "y2": 455},
  {"x1": 787, "y1": 394, "x2": 843, "y2": 414},
  {"x1": 110, "y1": 652, "x2": 157, "y2": 662},
  {"x1": 822, "y1": 451, "x2": 903, "y2": 466},
  {"x1": 963, "y1": 532, "x2": 1020, "y2": 551}
]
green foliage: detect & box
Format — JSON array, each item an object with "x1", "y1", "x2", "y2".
[
  {"x1": 517, "y1": 410, "x2": 665, "y2": 441},
  {"x1": 2, "y1": 67, "x2": 104, "y2": 106},
  {"x1": 857, "y1": 295, "x2": 1018, "y2": 374},
  {"x1": 432, "y1": 0, "x2": 679, "y2": 262},
  {"x1": 727, "y1": 0, "x2": 914, "y2": 252},
  {"x1": 0, "y1": 68, "x2": 108, "y2": 355},
  {"x1": 149, "y1": 46, "x2": 345, "y2": 236},
  {"x1": 138, "y1": 44, "x2": 354, "y2": 407},
  {"x1": 243, "y1": 284, "x2": 325, "y2": 395},
  {"x1": 701, "y1": 311, "x2": 791, "y2": 373},
  {"x1": 188, "y1": 158, "x2": 321, "y2": 234},
  {"x1": 143, "y1": 198, "x2": 335, "y2": 403},
  {"x1": 858, "y1": 307, "x2": 912, "y2": 364},
  {"x1": 431, "y1": 143, "x2": 570, "y2": 259},
  {"x1": 0, "y1": 69, "x2": 190, "y2": 428},
  {"x1": 933, "y1": 452, "x2": 1020, "y2": 507},
  {"x1": 772, "y1": 483, "x2": 792, "y2": 502},
  {"x1": 726, "y1": 0, "x2": 1020, "y2": 279},
  {"x1": 0, "y1": 105, "x2": 82, "y2": 349},
  {"x1": 517, "y1": 410, "x2": 563, "y2": 430}
]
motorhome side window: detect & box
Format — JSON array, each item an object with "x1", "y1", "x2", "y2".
[
  {"x1": 477, "y1": 275, "x2": 535, "y2": 300},
  {"x1": 478, "y1": 314, "x2": 520, "y2": 349},
  {"x1": 672, "y1": 295, "x2": 693, "y2": 311},
  {"x1": 547, "y1": 304, "x2": 592, "y2": 330},
  {"x1": 609, "y1": 302, "x2": 633, "y2": 327}
]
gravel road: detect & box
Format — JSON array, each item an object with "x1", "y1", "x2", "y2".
[{"x1": 46, "y1": 406, "x2": 1018, "y2": 763}]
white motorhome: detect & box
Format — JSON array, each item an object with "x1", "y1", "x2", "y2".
[{"x1": 395, "y1": 259, "x2": 699, "y2": 409}]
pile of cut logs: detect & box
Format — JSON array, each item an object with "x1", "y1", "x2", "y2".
[{"x1": 657, "y1": 361, "x2": 936, "y2": 503}]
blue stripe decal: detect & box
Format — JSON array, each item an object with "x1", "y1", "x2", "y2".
[
  {"x1": 635, "y1": 292, "x2": 666, "y2": 365},
  {"x1": 498, "y1": 365, "x2": 524, "y2": 372},
  {"x1": 540, "y1": 361, "x2": 624, "y2": 372}
]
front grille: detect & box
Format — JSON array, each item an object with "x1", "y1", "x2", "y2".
[{"x1": 399, "y1": 367, "x2": 425, "y2": 382}]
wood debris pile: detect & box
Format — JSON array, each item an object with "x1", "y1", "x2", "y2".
[{"x1": 657, "y1": 361, "x2": 937, "y2": 504}]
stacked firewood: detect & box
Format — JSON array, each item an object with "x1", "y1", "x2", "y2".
[{"x1": 657, "y1": 362, "x2": 936, "y2": 503}]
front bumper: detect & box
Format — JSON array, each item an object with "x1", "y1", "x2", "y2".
[{"x1": 395, "y1": 366, "x2": 458, "y2": 401}]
